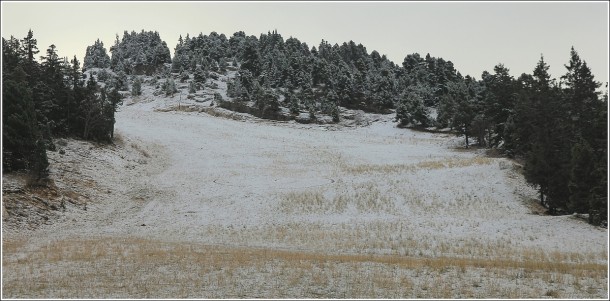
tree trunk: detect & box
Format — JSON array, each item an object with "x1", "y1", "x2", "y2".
[
  {"x1": 487, "y1": 129, "x2": 492, "y2": 148},
  {"x1": 83, "y1": 115, "x2": 90, "y2": 140}
]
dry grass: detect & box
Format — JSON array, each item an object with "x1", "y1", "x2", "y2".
[
  {"x1": 156, "y1": 104, "x2": 252, "y2": 122},
  {"x1": 155, "y1": 104, "x2": 203, "y2": 113},
  {"x1": 2, "y1": 237, "x2": 606, "y2": 299},
  {"x1": 279, "y1": 191, "x2": 345, "y2": 214},
  {"x1": 343, "y1": 156, "x2": 494, "y2": 175},
  {"x1": 112, "y1": 132, "x2": 126, "y2": 147},
  {"x1": 278, "y1": 182, "x2": 394, "y2": 214},
  {"x1": 200, "y1": 107, "x2": 250, "y2": 121},
  {"x1": 130, "y1": 142, "x2": 150, "y2": 158},
  {"x1": 197, "y1": 221, "x2": 606, "y2": 266}
]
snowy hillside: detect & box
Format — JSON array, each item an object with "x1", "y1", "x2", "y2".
[{"x1": 2, "y1": 81, "x2": 607, "y2": 298}]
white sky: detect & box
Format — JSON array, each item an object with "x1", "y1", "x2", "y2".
[{"x1": 2, "y1": 1, "x2": 608, "y2": 85}]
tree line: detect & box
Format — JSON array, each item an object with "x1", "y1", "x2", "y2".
[
  {"x1": 435, "y1": 52, "x2": 607, "y2": 225},
  {"x1": 3, "y1": 30, "x2": 122, "y2": 179}
]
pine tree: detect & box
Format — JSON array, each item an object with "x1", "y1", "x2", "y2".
[
  {"x1": 335, "y1": 63, "x2": 354, "y2": 107},
  {"x1": 445, "y1": 79, "x2": 478, "y2": 147},
  {"x1": 131, "y1": 76, "x2": 142, "y2": 96},
  {"x1": 2, "y1": 36, "x2": 22, "y2": 73},
  {"x1": 81, "y1": 75, "x2": 102, "y2": 140},
  {"x1": 325, "y1": 90, "x2": 340, "y2": 122},
  {"x1": 106, "y1": 86, "x2": 122, "y2": 140},
  {"x1": 83, "y1": 39, "x2": 111, "y2": 70},
  {"x1": 396, "y1": 89, "x2": 429, "y2": 127},
  {"x1": 214, "y1": 92, "x2": 223, "y2": 103},
  {"x1": 567, "y1": 140, "x2": 596, "y2": 213},
  {"x1": 285, "y1": 91, "x2": 299, "y2": 115},
  {"x1": 519, "y1": 56, "x2": 567, "y2": 210},
  {"x1": 312, "y1": 57, "x2": 331, "y2": 87},
  {"x1": 194, "y1": 65, "x2": 206, "y2": 83},
  {"x1": 163, "y1": 77, "x2": 178, "y2": 97},
  {"x1": 511, "y1": 56, "x2": 556, "y2": 157},
  {"x1": 179, "y1": 67, "x2": 190, "y2": 83},
  {"x1": 209, "y1": 60, "x2": 219, "y2": 73},
  {"x1": 238, "y1": 69, "x2": 255, "y2": 97},
  {"x1": 371, "y1": 67, "x2": 398, "y2": 111},
  {"x1": 480, "y1": 64, "x2": 517, "y2": 148},
  {"x1": 502, "y1": 114, "x2": 518, "y2": 156},
  {"x1": 240, "y1": 37, "x2": 261, "y2": 76},
  {"x1": 40, "y1": 44, "x2": 69, "y2": 136},
  {"x1": 524, "y1": 137, "x2": 552, "y2": 207},
  {"x1": 218, "y1": 57, "x2": 228, "y2": 73},
  {"x1": 436, "y1": 93, "x2": 456, "y2": 129},
  {"x1": 21, "y1": 29, "x2": 39, "y2": 67},
  {"x1": 561, "y1": 47, "x2": 602, "y2": 144},
  {"x1": 115, "y1": 70, "x2": 129, "y2": 91},
  {"x1": 2, "y1": 69, "x2": 49, "y2": 176},
  {"x1": 255, "y1": 86, "x2": 280, "y2": 118},
  {"x1": 587, "y1": 87, "x2": 608, "y2": 224},
  {"x1": 68, "y1": 56, "x2": 85, "y2": 134},
  {"x1": 559, "y1": 47, "x2": 605, "y2": 220}
]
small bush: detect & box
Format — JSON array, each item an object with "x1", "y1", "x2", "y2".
[{"x1": 545, "y1": 289, "x2": 559, "y2": 298}]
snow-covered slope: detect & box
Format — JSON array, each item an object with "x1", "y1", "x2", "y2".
[
  {"x1": 2, "y1": 84, "x2": 607, "y2": 298},
  {"x1": 110, "y1": 99, "x2": 607, "y2": 256}
]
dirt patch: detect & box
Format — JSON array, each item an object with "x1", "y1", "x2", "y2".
[
  {"x1": 2, "y1": 135, "x2": 169, "y2": 237},
  {"x1": 2, "y1": 173, "x2": 71, "y2": 231}
]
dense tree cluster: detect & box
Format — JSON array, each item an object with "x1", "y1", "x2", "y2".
[
  {"x1": 171, "y1": 31, "x2": 231, "y2": 74},
  {"x1": 3, "y1": 30, "x2": 122, "y2": 178},
  {"x1": 83, "y1": 39, "x2": 111, "y2": 69},
  {"x1": 517, "y1": 50, "x2": 606, "y2": 224},
  {"x1": 108, "y1": 30, "x2": 171, "y2": 75},
  {"x1": 173, "y1": 30, "x2": 413, "y2": 117},
  {"x1": 436, "y1": 50, "x2": 607, "y2": 224}
]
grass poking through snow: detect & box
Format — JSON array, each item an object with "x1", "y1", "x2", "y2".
[{"x1": 2, "y1": 238, "x2": 606, "y2": 299}]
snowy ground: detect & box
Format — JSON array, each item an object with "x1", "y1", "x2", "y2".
[{"x1": 2, "y1": 90, "x2": 608, "y2": 298}]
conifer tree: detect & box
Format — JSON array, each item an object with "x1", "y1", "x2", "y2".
[
  {"x1": 83, "y1": 39, "x2": 111, "y2": 69},
  {"x1": 285, "y1": 91, "x2": 299, "y2": 115},
  {"x1": 2, "y1": 68, "x2": 49, "y2": 176},
  {"x1": 21, "y1": 29, "x2": 39, "y2": 68},
  {"x1": 240, "y1": 36, "x2": 261, "y2": 76},
  {"x1": 519, "y1": 56, "x2": 565, "y2": 209},
  {"x1": 132, "y1": 76, "x2": 142, "y2": 96},
  {"x1": 567, "y1": 140, "x2": 596, "y2": 213},
  {"x1": 480, "y1": 64, "x2": 517, "y2": 148},
  {"x1": 396, "y1": 89, "x2": 429, "y2": 127},
  {"x1": 194, "y1": 65, "x2": 206, "y2": 83},
  {"x1": 219, "y1": 57, "x2": 228, "y2": 73},
  {"x1": 561, "y1": 47, "x2": 602, "y2": 144},
  {"x1": 163, "y1": 77, "x2": 178, "y2": 96}
]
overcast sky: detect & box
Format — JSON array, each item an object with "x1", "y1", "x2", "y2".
[{"x1": 2, "y1": 1, "x2": 608, "y2": 84}]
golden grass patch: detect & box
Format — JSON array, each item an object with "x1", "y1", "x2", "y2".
[
  {"x1": 2, "y1": 237, "x2": 606, "y2": 299},
  {"x1": 343, "y1": 157, "x2": 494, "y2": 175}
]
